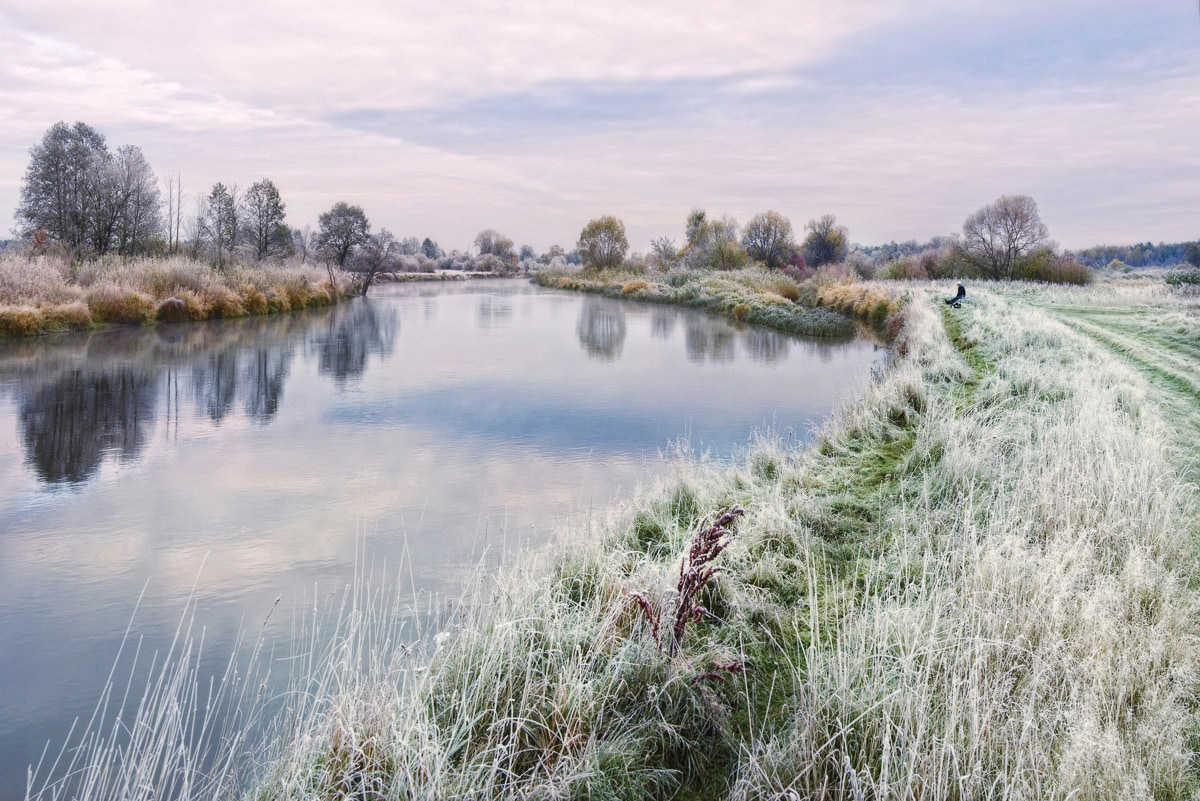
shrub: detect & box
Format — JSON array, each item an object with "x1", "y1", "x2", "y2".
[
  {"x1": 768, "y1": 276, "x2": 801, "y2": 301},
  {"x1": 0, "y1": 305, "x2": 45, "y2": 336},
  {"x1": 880, "y1": 256, "x2": 929, "y2": 281},
  {"x1": 1165, "y1": 268, "x2": 1200, "y2": 286},
  {"x1": 1015, "y1": 251, "x2": 1092, "y2": 285},
  {"x1": 622, "y1": 279, "x2": 653, "y2": 295},
  {"x1": 156, "y1": 297, "x2": 189, "y2": 323},
  {"x1": 284, "y1": 283, "x2": 312, "y2": 310},
  {"x1": 86, "y1": 287, "x2": 155, "y2": 325},
  {"x1": 42, "y1": 301, "x2": 92, "y2": 330},
  {"x1": 205, "y1": 286, "x2": 247, "y2": 318},
  {"x1": 265, "y1": 289, "x2": 291, "y2": 313},
  {"x1": 241, "y1": 287, "x2": 269, "y2": 316},
  {"x1": 665, "y1": 270, "x2": 693, "y2": 288}
]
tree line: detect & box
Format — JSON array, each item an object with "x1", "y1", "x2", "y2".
[
  {"x1": 11, "y1": 121, "x2": 583, "y2": 292},
  {"x1": 574, "y1": 195, "x2": 1112, "y2": 285},
  {"x1": 13, "y1": 122, "x2": 1196, "y2": 287}
]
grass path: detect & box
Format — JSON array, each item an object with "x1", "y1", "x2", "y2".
[{"x1": 1034, "y1": 297, "x2": 1200, "y2": 483}]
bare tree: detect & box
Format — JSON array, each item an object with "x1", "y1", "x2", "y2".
[
  {"x1": 960, "y1": 194, "x2": 1049, "y2": 280},
  {"x1": 348, "y1": 229, "x2": 399, "y2": 295},
  {"x1": 742, "y1": 211, "x2": 795, "y2": 269},
  {"x1": 241, "y1": 178, "x2": 291, "y2": 261},
  {"x1": 16, "y1": 122, "x2": 159, "y2": 257},
  {"x1": 316, "y1": 202, "x2": 370, "y2": 269},
  {"x1": 162, "y1": 172, "x2": 184, "y2": 255},
  {"x1": 292, "y1": 225, "x2": 314, "y2": 263},
  {"x1": 16, "y1": 122, "x2": 108, "y2": 253},
  {"x1": 200, "y1": 182, "x2": 239, "y2": 269},
  {"x1": 109, "y1": 146, "x2": 161, "y2": 257}
]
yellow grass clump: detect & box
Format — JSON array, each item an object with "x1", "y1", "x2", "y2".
[
  {"x1": 85, "y1": 286, "x2": 156, "y2": 325},
  {"x1": 0, "y1": 305, "x2": 45, "y2": 336}
]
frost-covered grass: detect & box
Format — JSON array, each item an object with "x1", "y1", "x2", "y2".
[
  {"x1": 26, "y1": 283, "x2": 1200, "y2": 800},
  {"x1": 535, "y1": 266, "x2": 907, "y2": 339},
  {"x1": 0, "y1": 252, "x2": 351, "y2": 336}
]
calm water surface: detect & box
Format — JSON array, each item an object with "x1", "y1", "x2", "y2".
[{"x1": 0, "y1": 279, "x2": 882, "y2": 796}]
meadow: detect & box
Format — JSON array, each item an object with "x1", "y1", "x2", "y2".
[{"x1": 25, "y1": 275, "x2": 1200, "y2": 800}]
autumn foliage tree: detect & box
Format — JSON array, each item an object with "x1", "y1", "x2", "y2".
[
  {"x1": 577, "y1": 215, "x2": 629, "y2": 270},
  {"x1": 800, "y1": 214, "x2": 848, "y2": 267}
]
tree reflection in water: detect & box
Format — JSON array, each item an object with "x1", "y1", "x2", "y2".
[
  {"x1": 19, "y1": 368, "x2": 159, "y2": 484},
  {"x1": 193, "y1": 349, "x2": 240, "y2": 422},
  {"x1": 576, "y1": 298, "x2": 626, "y2": 361},
  {"x1": 6, "y1": 299, "x2": 397, "y2": 486},
  {"x1": 316, "y1": 300, "x2": 398, "y2": 387},
  {"x1": 650, "y1": 307, "x2": 676, "y2": 341},
  {"x1": 243, "y1": 347, "x2": 291, "y2": 422},
  {"x1": 684, "y1": 315, "x2": 736, "y2": 363},
  {"x1": 744, "y1": 328, "x2": 790, "y2": 365}
]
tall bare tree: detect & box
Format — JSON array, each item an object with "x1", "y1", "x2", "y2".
[
  {"x1": 742, "y1": 210, "x2": 795, "y2": 269},
  {"x1": 348, "y1": 229, "x2": 399, "y2": 295},
  {"x1": 316, "y1": 202, "x2": 371, "y2": 268},
  {"x1": 201, "y1": 182, "x2": 239, "y2": 269},
  {"x1": 109, "y1": 146, "x2": 161, "y2": 257},
  {"x1": 241, "y1": 178, "x2": 291, "y2": 261},
  {"x1": 960, "y1": 194, "x2": 1049, "y2": 280},
  {"x1": 16, "y1": 122, "x2": 163, "y2": 257},
  {"x1": 162, "y1": 172, "x2": 185, "y2": 255}
]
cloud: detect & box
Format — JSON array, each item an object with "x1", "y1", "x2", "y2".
[{"x1": 0, "y1": 1, "x2": 1198, "y2": 250}]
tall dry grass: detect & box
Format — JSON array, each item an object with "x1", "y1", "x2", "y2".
[{"x1": 0, "y1": 252, "x2": 350, "y2": 335}]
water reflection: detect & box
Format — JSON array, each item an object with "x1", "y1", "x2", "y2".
[
  {"x1": 315, "y1": 301, "x2": 399, "y2": 387},
  {"x1": 744, "y1": 328, "x2": 790, "y2": 365},
  {"x1": 684, "y1": 315, "x2": 737, "y2": 363},
  {"x1": 3, "y1": 299, "x2": 398, "y2": 486},
  {"x1": 650, "y1": 308, "x2": 676, "y2": 341},
  {"x1": 243, "y1": 348, "x2": 291, "y2": 422},
  {"x1": 576, "y1": 298, "x2": 627, "y2": 361},
  {"x1": 476, "y1": 297, "x2": 513, "y2": 329},
  {"x1": 194, "y1": 350, "x2": 239, "y2": 422},
  {"x1": 20, "y1": 369, "x2": 159, "y2": 484}
]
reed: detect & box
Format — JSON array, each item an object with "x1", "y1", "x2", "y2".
[{"x1": 0, "y1": 252, "x2": 351, "y2": 336}]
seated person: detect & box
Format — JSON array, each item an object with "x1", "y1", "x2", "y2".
[{"x1": 945, "y1": 282, "x2": 966, "y2": 306}]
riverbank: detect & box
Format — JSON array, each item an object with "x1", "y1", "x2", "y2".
[
  {"x1": 0, "y1": 252, "x2": 353, "y2": 337},
  {"x1": 260, "y1": 280, "x2": 1198, "y2": 798},
  {"x1": 28, "y1": 280, "x2": 1200, "y2": 800},
  {"x1": 534, "y1": 266, "x2": 906, "y2": 340}
]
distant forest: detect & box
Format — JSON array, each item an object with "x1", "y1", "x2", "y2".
[
  {"x1": 1066, "y1": 242, "x2": 1197, "y2": 269},
  {"x1": 861, "y1": 238, "x2": 1199, "y2": 270}
]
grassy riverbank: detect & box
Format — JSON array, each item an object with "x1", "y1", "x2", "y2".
[
  {"x1": 28, "y1": 280, "x2": 1200, "y2": 800},
  {"x1": 535, "y1": 266, "x2": 906, "y2": 339},
  {"x1": 0, "y1": 252, "x2": 351, "y2": 336}
]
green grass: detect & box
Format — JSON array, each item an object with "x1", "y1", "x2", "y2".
[{"x1": 534, "y1": 267, "x2": 895, "y2": 339}]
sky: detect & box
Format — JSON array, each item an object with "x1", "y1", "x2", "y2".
[{"x1": 0, "y1": 0, "x2": 1197, "y2": 253}]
